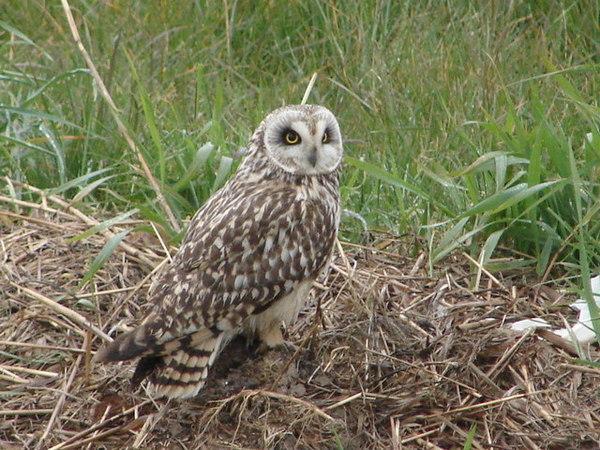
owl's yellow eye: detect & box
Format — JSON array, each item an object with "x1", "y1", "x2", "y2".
[
  {"x1": 284, "y1": 130, "x2": 300, "y2": 145},
  {"x1": 322, "y1": 131, "x2": 330, "y2": 143}
]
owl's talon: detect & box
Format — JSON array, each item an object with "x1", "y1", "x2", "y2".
[{"x1": 256, "y1": 340, "x2": 299, "y2": 355}]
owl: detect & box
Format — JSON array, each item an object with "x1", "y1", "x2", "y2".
[{"x1": 94, "y1": 104, "x2": 343, "y2": 399}]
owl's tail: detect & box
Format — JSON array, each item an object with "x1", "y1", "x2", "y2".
[
  {"x1": 93, "y1": 323, "x2": 157, "y2": 363},
  {"x1": 145, "y1": 331, "x2": 226, "y2": 399},
  {"x1": 94, "y1": 326, "x2": 227, "y2": 399}
]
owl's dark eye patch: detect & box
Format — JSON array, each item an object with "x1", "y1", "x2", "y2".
[
  {"x1": 282, "y1": 129, "x2": 301, "y2": 145},
  {"x1": 322, "y1": 127, "x2": 334, "y2": 143}
]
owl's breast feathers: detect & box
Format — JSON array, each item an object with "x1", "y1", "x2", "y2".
[{"x1": 93, "y1": 169, "x2": 340, "y2": 392}]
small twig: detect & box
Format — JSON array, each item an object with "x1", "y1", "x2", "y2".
[
  {"x1": 84, "y1": 329, "x2": 92, "y2": 385},
  {"x1": 132, "y1": 414, "x2": 156, "y2": 449},
  {"x1": 560, "y1": 363, "x2": 600, "y2": 375},
  {"x1": 462, "y1": 252, "x2": 509, "y2": 293},
  {"x1": 409, "y1": 251, "x2": 427, "y2": 276},
  {"x1": 326, "y1": 76, "x2": 373, "y2": 110},
  {"x1": 151, "y1": 221, "x2": 172, "y2": 263},
  {"x1": 60, "y1": 0, "x2": 180, "y2": 233},
  {"x1": 511, "y1": 365, "x2": 556, "y2": 426},
  {"x1": 399, "y1": 428, "x2": 438, "y2": 445},
  {"x1": 48, "y1": 399, "x2": 153, "y2": 450},
  {"x1": 415, "y1": 438, "x2": 445, "y2": 450},
  {"x1": 132, "y1": 403, "x2": 169, "y2": 448},
  {"x1": 84, "y1": 404, "x2": 111, "y2": 450},
  {"x1": 458, "y1": 317, "x2": 497, "y2": 331},
  {"x1": 0, "y1": 340, "x2": 86, "y2": 353},
  {"x1": 420, "y1": 392, "x2": 537, "y2": 418},
  {"x1": 222, "y1": 0, "x2": 232, "y2": 59},
  {"x1": 323, "y1": 392, "x2": 364, "y2": 411},
  {"x1": 0, "y1": 369, "x2": 27, "y2": 383},
  {"x1": 240, "y1": 389, "x2": 335, "y2": 422},
  {"x1": 0, "y1": 210, "x2": 66, "y2": 231},
  {"x1": 35, "y1": 337, "x2": 86, "y2": 449},
  {"x1": 0, "y1": 194, "x2": 78, "y2": 220},
  {"x1": 301, "y1": 72, "x2": 318, "y2": 105},
  {"x1": 10, "y1": 281, "x2": 112, "y2": 342},
  {"x1": 0, "y1": 409, "x2": 54, "y2": 416},
  {"x1": 7, "y1": 178, "x2": 157, "y2": 268},
  {"x1": 366, "y1": 349, "x2": 481, "y2": 397},
  {"x1": 536, "y1": 329, "x2": 579, "y2": 356},
  {"x1": 56, "y1": 423, "x2": 136, "y2": 450},
  {"x1": 73, "y1": 285, "x2": 151, "y2": 299},
  {"x1": 506, "y1": 417, "x2": 543, "y2": 450},
  {"x1": 486, "y1": 329, "x2": 532, "y2": 380},
  {"x1": 466, "y1": 362, "x2": 503, "y2": 396},
  {"x1": 0, "y1": 364, "x2": 58, "y2": 378},
  {"x1": 102, "y1": 257, "x2": 169, "y2": 330}
]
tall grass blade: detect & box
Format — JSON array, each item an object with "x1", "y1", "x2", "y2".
[
  {"x1": 463, "y1": 423, "x2": 477, "y2": 450},
  {"x1": 0, "y1": 105, "x2": 85, "y2": 130},
  {"x1": 69, "y1": 209, "x2": 138, "y2": 243},
  {"x1": 0, "y1": 19, "x2": 54, "y2": 61},
  {"x1": 48, "y1": 168, "x2": 112, "y2": 195},
  {"x1": 212, "y1": 156, "x2": 233, "y2": 191},
  {"x1": 345, "y1": 156, "x2": 455, "y2": 216},
  {"x1": 457, "y1": 181, "x2": 563, "y2": 219},
  {"x1": 79, "y1": 229, "x2": 131, "y2": 288},
  {"x1": 70, "y1": 175, "x2": 116, "y2": 204},
  {"x1": 125, "y1": 51, "x2": 166, "y2": 182}
]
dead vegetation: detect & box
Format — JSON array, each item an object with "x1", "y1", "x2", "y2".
[{"x1": 1, "y1": 182, "x2": 599, "y2": 449}]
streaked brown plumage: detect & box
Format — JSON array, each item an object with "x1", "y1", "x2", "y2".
[{"x1": 94, "y1": 105, "x2": 343, "y2": 399}]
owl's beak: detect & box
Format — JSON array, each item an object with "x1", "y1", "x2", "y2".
[{"x1": 308, "y1": 147, "x2": 318, "y2": 167}]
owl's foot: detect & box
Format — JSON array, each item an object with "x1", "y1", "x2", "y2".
[
  {"x1": 257, "y1": 340, "x2": 299, "y2": 355},
  {"x1": 256, "y1": 326, "x2": 299, "y2": 354},
  {"x1": 258, "y1": 324, "x2": 284, "y2": 348}
]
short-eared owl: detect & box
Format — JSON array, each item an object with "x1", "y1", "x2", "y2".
[{"x1": 95, "y1": 104, "x2": 343, "y2": 399}]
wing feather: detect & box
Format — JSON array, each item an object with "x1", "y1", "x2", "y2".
[{"x1": 140, "y1": 179, "x2": 337, "y2": 349}]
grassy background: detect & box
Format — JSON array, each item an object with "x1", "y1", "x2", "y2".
[{"x1": 1, "y1": 1, "x2": 599, "y2": 285}]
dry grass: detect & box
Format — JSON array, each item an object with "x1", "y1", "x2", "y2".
[{"x1": 1, "y1": 182, "x2": 599, "y2": 449}]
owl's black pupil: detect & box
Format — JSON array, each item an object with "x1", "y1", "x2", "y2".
[{"x1": 285, "y1": 131, "x2": 299, "y2": 144}]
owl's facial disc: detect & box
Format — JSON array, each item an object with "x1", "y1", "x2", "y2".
[{"x1": 263, "y1": 105, "x2": 343, "y2": 175}]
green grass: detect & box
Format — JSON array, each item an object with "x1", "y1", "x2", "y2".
[{"x1": 1, "y1": 1, "x2": 599, "y2": 314}]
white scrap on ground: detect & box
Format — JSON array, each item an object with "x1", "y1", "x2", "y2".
[{"x1": 510, "y1": 275, "x2": 600, "y2": 345}]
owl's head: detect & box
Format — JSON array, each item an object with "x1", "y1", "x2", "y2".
[{"x1": 258, "y1": 104, "x2": 343, "y2": 175}]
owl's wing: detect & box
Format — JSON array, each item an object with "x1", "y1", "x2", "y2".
[{"x1": 95, "y1": 181, "x2": 337, "y2": 363}]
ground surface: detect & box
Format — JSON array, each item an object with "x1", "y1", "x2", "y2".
[{"x1": 1, "y1": 186, "x2": 599, "y2": 449}]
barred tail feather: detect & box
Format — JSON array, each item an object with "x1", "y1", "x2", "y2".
[
  {"x1": 94, "y1": 323, "x2": 229, "y2": 399},
  {"x1": 148, "y1": 331, "x2": 226, "y2": 399}
]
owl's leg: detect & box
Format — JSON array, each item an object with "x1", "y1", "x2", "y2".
[
  {"x1": 240, "y1": 318, "x2": 284, "y2": 352},
  {"x1": 258, "y1": 324, "x2": 285, "y2": 349},
  {"x1": 256, "y1": 323, "x2": 299, "y2": 354},
  {"x1": 250, "y1": 285, "x2": 309, "y2": 354}
]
